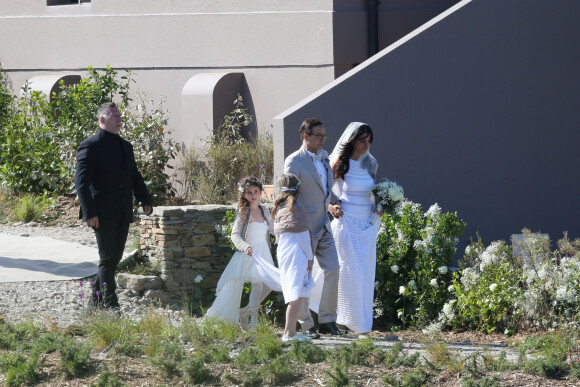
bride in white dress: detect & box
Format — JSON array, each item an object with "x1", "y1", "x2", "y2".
[
  {"x1": 329, "y1": 122, "x2": 381, "y2": 335},
  {"x1": 205, "y1": 177, "x2": 281, "y2": 330}
]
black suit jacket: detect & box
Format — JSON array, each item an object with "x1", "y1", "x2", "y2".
[{"x1": 75, "y1": 129, "x2": 151, "y2": 222}]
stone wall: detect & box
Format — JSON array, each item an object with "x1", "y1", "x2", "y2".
[{"x1": 118, "y1": 205, "x2": 234, "y2": 306}]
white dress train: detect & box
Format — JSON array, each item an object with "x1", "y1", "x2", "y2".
[{"x1": 205, "y1": 220, "x2": 281, "y2": 324}]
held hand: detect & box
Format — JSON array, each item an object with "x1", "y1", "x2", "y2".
[
  {"x1": 307, "y1": 259, "x2": 313, "y2": 273},
  {"x1": 246, "y1": 247, "x2": 253, "y2": 256},
  {"x1": 376, "y1": 210, "x2": 384, "y2": 217},
  {"x1": 86, "y1": 216, "x2": 99, "y2": 228},
  {"x1": 143, "y1": 205, "x2": 153, "y2": 216},
  {"x1": 329, "y1": 204, "x2": 343, "y2": 218}
]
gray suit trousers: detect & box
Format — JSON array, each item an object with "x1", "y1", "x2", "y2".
[{"x1": 298, "y1": 228, "x2": 339, "y2": 329}]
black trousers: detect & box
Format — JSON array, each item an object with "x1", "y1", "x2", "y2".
[{"x1": 92, "y1": 217, "x2": 130, "y2": 308}]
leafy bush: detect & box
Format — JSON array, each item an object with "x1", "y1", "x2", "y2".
[
  {"x1": 375, "y1": 200, "x2": 465, "y2": 328},
  {"x1": 0, "y1": 66, "x2": 179, "y2": 204},
  {"x1": 435, "y1": 230, "x2": 580, "y2": 334},
  {"x1": 176, "y1": 95, "x2": 273, "y2": 204}
]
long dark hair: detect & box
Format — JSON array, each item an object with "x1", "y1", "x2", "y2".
[
  {"x1": 237, "y1": 176, "x2": 263, "y2": 223},
  {"x1": 333, "y1": 124, "x2": 373, "y2": 180}
]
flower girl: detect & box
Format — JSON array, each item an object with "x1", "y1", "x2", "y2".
[
  {"x1": 271, "y1": 173, "x2": 315, "y2": 342},
  {"x1": 206, "y1": 176, "x2": 280, "y2": 330}
]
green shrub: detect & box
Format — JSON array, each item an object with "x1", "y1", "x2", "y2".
[
  {"x1": 181, "y1": 356, "x2": 212, "y2": 385},
  {"x1": 375, "y1": 201, "x2": 465, "y2": 328},
  {"x1": 0, "y1": 350, "x2": 43, "y2": 386},
  {"x1": 324, "y1": 361, "x2": 352, "y2": 387},
  {"x1": 234, "y1": 346, "x2": 264, "y2": 368},
  {"x1": 383, "y1": 342, "x2": 420, "y2": 369},
  {"x1": 290, "y1": 341, "x2": 327, "y2": 363},
  {"x1": 0, "y1": 66, "x2": 179, "y2": 203},
  {"x1": 90, "y1": 367, "x2": 128, "y2": 387},
  {"x1": 327, "y1": 337, "x2": 386, "y2": 367},
  {"x1": 436, "y1": 230, "x2": 580, "y2": 334},
  {"x1": 150, "y1": 341, "x2": 186, "y2": 377},
  {"x1": 58, "y1": 336, "x2": 92, "y2": 377},
  {"x1": 382, "y1": 367, "x2": 430, "y2": 387},
  {"x1": 259, "y1": 354, "x2": 298, "y2": 386}
]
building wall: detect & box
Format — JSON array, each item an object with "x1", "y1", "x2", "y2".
[
  {"x1": 1, "y1": 0, "x2": 459, "y2": 146},
  {"x1": 276, "y1": 0, "x2": 580, "y2": 253},
  {"x1": 0, "y1": 0, "x2": 338, "y2": 145}
]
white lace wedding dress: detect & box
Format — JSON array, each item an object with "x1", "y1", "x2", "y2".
[{"x1": 205, "y1": 220, "x2": 280, "y2": 325}]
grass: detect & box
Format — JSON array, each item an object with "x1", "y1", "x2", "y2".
[
  {"x1": 1, "y1": 310, "x2": 579, "y2": 386},
  {"x1": 11, "y1": 193, "x2": 45, "y2": 223}
]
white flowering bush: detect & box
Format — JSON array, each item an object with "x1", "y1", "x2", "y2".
[
  {"x1": 430, "y1": 230, "x2": 580, "y2": 335},
  {"x1": 375, "y1": 199, "x2": 465, "y2": 328}
]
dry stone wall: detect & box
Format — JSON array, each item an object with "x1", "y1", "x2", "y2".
[{"x1": 128, "y1": 205, "x2": 234, "y2": 306}]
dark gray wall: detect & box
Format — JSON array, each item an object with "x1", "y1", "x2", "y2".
[{"x1": 277, "y1": 0, "x2": 580, "y2": 254}]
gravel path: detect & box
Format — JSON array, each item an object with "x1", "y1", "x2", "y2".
[{"x1": 0, "y1": 222, "x2": 182, "y2": 327}]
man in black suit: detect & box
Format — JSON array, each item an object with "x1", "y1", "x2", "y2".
[{"x1": 75, "y1": 102, "x2": 152, "y2": 310}]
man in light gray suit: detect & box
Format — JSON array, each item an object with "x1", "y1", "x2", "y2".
[{"x1": 284, "y1": 118, "x2": 343, "y2": 338}]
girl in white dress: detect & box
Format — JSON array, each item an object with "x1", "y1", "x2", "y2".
[
  {"x1": 206, "y1": 176, "x2": 281, "y2": 330},
  {"x1": 329, "y1": 122, "x2": 382, "y2": 336},
  {"x1": 271, "y1": 173, "x2": 315, "y2": 342}
]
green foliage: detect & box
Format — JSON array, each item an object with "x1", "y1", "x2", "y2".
[
  {"x1": 0, "y1": 66, "x2": 179, "y2": 203},
  {"x1": 11, "y1": 193, "x2": 47, "y2": 222},
  {"x1": 85, "y1": 311, "x2": 141, "y2": 357},
  {"x1": 383, "y1": 342, "x2": 420, "y2": 369},
  {"x1": 140, "y1": 309, "x2": 169, "y2": 357},
  {"x1": 375, "y1": 201, "x2": 465, "y2": 327},
  {"x1": 258, "y1": 353, "x2": 298, "y2": 385},
  {"x1": 150, "y1": 342, "x2": 186, "y2": 377},
  {"x1": 290, "y1": 341, "x2": 327, "y2": 363},
  {"x1": 461, "y1": 375, "x2": 500, "y2": 387},
  {"x1": 325, "y1": 361, "x2": 352, "y2": 387},
  {"x1": 439, "y1": 230, "x2": 580, "y2": 334},
  {"x1": 90, "y1": 368, "x2": 128, "y2": 387},
  {"x1": 382, "y1": 367, "x2": 430, "y2": 387},
  {"x1": 58, "y1": 336, "x2": 92, "y2": 377},
  {"x1": 327, "y1": 337, "x2": 386, "y2": 367},
  {"x1": 447, "y1": 238, "x2": 522, "y2": 334},
  {"x1": 181, "y1": 356, "x2": 212, "y2": 385},
  {"x1": 176, "y1": 94, "x2": 273, "y2": 204},
  {"x1": 516, "y1": 332, "x2": 578, "y2": 378},
  {"x1": 234, "y1": 346, "x2": 264, "y2": 367},
  {"x1": 0, "y1": 349, "x2": 43, "y2": 386},
  {"x1": 181, "y1": 315, "x2": 240, "y2": 348}
]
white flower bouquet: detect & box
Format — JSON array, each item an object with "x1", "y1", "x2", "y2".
[{"x1": 371, "y1": 179, "x2": 405, "y2": 215}]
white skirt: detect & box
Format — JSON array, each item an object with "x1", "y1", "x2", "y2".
[{"x1": 277, "y1": 230, "x2": 314, "y2": 303}]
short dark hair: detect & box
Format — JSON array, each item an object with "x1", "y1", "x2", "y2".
[
  {"x1": 96, "y1": 102, "x2": 117, "y2": 120},
  {"x1": 299, "y1": 118, "x2": 324, "y2": 140}
]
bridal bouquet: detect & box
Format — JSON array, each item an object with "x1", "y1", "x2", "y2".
[{"x1": 372, "y1": 179, "x2": 405, "y2": 215}]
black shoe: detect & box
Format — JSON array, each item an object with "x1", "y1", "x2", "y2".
[
  {"x1": 301, "y1": 328, "x2": 320, "y2": 339},
  {"x1": 318, "y1": 322, "x2": 342, "y2": 335}
]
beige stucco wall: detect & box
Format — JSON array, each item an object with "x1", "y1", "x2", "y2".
[{"x1": 0, "y1": 0, "x2": 338, "y2": 146}]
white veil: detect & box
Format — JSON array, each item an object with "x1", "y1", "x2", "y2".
[{"x1": 329, "y1": 122, "x2": 376, "y2": 173}]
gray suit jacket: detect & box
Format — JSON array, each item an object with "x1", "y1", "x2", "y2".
[{"x1": 284, "y1": 147, "x2": 339, "y2": 238}]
